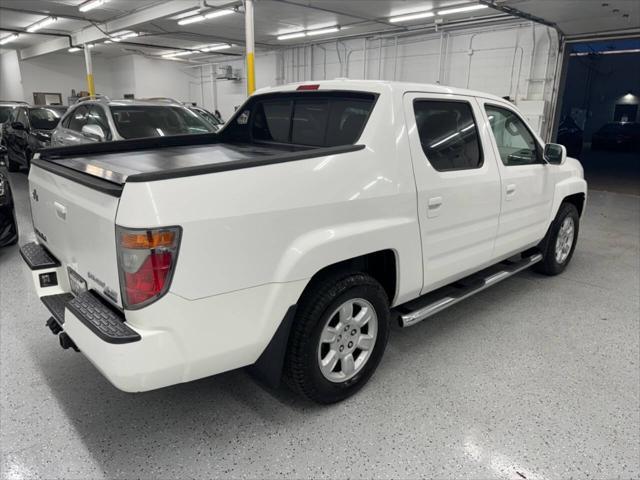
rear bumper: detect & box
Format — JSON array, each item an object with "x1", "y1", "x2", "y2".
[{"x1": 21, "y1": 241, "x2": 307, "y2": 392}]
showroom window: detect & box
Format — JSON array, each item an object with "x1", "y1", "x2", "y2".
[
  {"x1": 413, "y1": 100, "x2": 483, "y2": 171},
  {"x1": 485, "y1": 105, "x2": 541, "y2": 166}
]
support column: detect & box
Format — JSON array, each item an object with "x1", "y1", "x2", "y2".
[
  {"x1": 244, "y1": 0, "x2": 256, "y2": 95},
  {"x1": 83, "y1": 44, "x2": 95, "y2": 96}
]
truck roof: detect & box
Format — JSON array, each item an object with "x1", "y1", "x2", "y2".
[{"x1": 254, "y1": 79, "x2": 511, "y2": 105}]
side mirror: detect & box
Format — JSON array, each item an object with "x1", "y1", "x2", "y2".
[
  {"x1": 544, "y1": 143, "x2": 566, "y2": 165},
  {"x1": 81, "y1": 124, "x2": 105, "y2": 142},
  {"x1": 11, "y1": 121, "x2": 25, "y2": 131}
]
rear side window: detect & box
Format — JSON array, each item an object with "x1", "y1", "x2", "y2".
[
  {"x1": 413, "y1": 100, "x2": 483, "y2": 171},
  {"x1": 229, "y1": 92, "x2": 376, "y2": 147}
]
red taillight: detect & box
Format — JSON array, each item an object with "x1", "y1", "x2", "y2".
[
  {"x1": 116, "y1": 226, "x2": 181, "y2": 309},
  {"x1": 297, "y1": 84, "x2": 320, "y2": 91}
]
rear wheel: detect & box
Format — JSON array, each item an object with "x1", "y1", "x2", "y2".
[
  {"x1": 535, "y1": 203, "x2": 580, "y2": 275},
  {"x1": 285, "y1": 272, "x2": 390, "y2": 404}
]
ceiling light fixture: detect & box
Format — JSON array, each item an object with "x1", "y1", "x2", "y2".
[
  {"x1": 306, "y1": 26, "x2": 340, "y2": 36},
  {"x1": 200, "y1": 43, "x2": 232, "y2": 52},
  {"x1": 437, "y1": 4, "x2": 489, "y2": 15},
  {"x1": 389, "y1": 11, "x2": 434, "y2": 22},
  {"x1": 0, "y1": 34, "x2": 18, "y2": 45},
  {"x1": 174, "y1": 9, "x2": 202, "y2": 20},
  {"x1": 277, "y1": 26, "x2": 340, "y2": 41},
  {"x1": 26, "y1": 16, "x2": 58, "y2": 32},
  {"x1": 68, "y1": 47, "x2": 81, "y2": 52},
  {"x1": 161, "y1": 50, "x2": 197, "y2": 58},
  {"x1": 177, "y1": 9, "x2": 234, "y2": 25},
  {"x1": 79, "y1": 0, "x2": 110, "y2": 12},
  {"x1": 277, "y1": 31, "x2": 306, "y2": 40}
]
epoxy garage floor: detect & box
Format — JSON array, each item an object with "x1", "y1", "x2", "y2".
[{"x1": 1, "y1": 172, "x2": 639, "y2": 479}]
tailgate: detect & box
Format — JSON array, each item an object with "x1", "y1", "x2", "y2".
[{"x1": 29, "y1": 163, "x2": 123, "y2": 308}]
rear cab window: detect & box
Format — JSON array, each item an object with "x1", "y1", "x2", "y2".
[{"x1": 224, "y1": 91, "x2": 377, "y2": 147}]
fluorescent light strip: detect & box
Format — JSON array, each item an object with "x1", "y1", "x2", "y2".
[
  {"x1": 201, "y1": 44, "x2": 232, "y2": 52},
  {"x1": 278, "y1": 26, "x2": 340, "y2": 40},
  {"x1": 205, "y1": 9, "x2": 234, "y2": 19},
  {"x1": 68, "y1": 47, "x2": 81, "y2": 52},
  {"x1": 437, "y1": 4, "x2": 488, "y2": 15},
  {"x1": 177, "y1": 9, "x2": 233, "y2": 25},
  {"x1": 79, "y1": 0, "x2": 110, "y2": 13},
  {"x1": 278, "y1": 31, "x2": 306, "y2": 40},
  {"x1": 0, "y1": 34, "x2": 18, "y2": 45},
  {"x1": 174, "y1": 9, "x2": 202, "y2": 20},
  {"x1": 570, "y1": 48, "x2": 640, "y2": 56},
  {"x1": 389, "y1": 11, "x2": 434, "y2": 22},
  {"x1": 306, "y1": 26, "x2": 340, "y2": 36},
  {"x1": 26, "y1": 16, "x2": 58, "y2": 33}
]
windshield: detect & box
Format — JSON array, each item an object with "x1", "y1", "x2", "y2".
[
  {"x1": 0, "y1": 107, "x2": 13, "y2": 123},
  {"x1": 193, "y1": 108, "x2": 222, "y2": 125},
  {"x1": 29, "y1": 107, "x2": 66, "y2": 130},
  {"x1": 111, "y1": 106, "x2": 214, "y2": 139}
]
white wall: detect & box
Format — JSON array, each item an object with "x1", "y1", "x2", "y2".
[
  {"x1": 0, "y1": 50, "x2": 23, "y2": 101},
  {"x1": 1, "y1": 20, "x2": 559, "y2": 132}
]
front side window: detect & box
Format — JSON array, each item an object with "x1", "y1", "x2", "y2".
[
  {"x1": 67, "y1": 105, "x2": 89, "y2": 132},
  {"x1": 16, "y1": 108, "x2": 29, "y2": 126},
  {"x1": 485, "y1": 105, "x2": 541, "y2": 166},
  {"x1": 413, "y1": 100, "x2": 483, "y2": 171},
  {"x1": 110, "y1": 106, "x2": 214, "y2": 139},
  {"x1": 86, "y1": 106, "x2": 112, "y2": 140}
]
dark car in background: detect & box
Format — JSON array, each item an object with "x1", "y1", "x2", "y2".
[
  {"x1": 0, "y1": 147, "x2": 18, "y2": 247},
  {"x1": 4, "y1": 105, "x2": 67, "y2": 171},
  {"x1": 591, "y1": 122, "x2": 640, "y2": 152},
  {"x1": 557, "y1": 116, "x2": 583, "y2": 158},
  {"x1": 0, "y1": 101, "x2": 29, "y2": 148}
]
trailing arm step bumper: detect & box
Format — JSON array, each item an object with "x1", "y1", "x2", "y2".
[{"x1": 20, "y1": 242, "x2": 59, "y2": 270}]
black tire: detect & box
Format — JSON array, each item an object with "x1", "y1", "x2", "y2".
[
  {"x1": 534, "y1": 202, "x2": 580, "y2": 275},
  {"x1": 284, "y1": 272, "x2": 390, "y2": 404}
]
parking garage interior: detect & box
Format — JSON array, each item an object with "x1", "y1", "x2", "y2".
[{"x1": 0, "y1": 1, "x2": 639, "y2": 478}]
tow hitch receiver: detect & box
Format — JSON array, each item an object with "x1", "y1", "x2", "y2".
[
  {"x1": 59, "y1": 332, "x2": 80, "y2": 352},
  {"x1": 46, "y1": 317, "x2": 62, "y2": 335}
]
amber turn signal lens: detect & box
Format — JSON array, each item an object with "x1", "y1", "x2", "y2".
[{"x1": 120, "y1": 230, "x2": 176, "y2": 249}]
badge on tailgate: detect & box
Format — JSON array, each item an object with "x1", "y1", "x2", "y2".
[{"x1": 67, "y1": 267, "x2": 87, "y2": 297}]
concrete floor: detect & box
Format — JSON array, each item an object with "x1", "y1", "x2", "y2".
[{"x1": 1, "y1": 171, "x2": 639, "y2": 479}]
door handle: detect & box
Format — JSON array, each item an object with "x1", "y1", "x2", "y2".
[
  {"x1": 54, "y1": 202, "x2": 67, "y2": 221},
  {"x1": 427, "y1": 196, "x2": 443, "y2": 218},
  {"x1": 505, "y1": 184, "x2": 516, "y2": 199}
]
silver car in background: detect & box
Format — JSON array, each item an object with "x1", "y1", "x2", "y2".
[{"x1": 51, "y1": 96, "x2": 216, "y2": 146}]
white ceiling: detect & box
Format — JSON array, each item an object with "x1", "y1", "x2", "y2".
[
  {"x1": 0, "y1": 0, "x2": 510, "y2": 62},
  {"x1": 496, "y1": 0, "x2": 640, "y2": 38}
]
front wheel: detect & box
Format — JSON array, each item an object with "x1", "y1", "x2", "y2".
[
  {"x1": 535, "y1": 203, "x2": 580, "y2": 275},
  {"x1": 284, "y1": 272, "x2": 390, "y2": 404}
]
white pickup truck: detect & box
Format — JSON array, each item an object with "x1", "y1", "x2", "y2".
[{"x1": 21, "y1": 80, "x2": 586, "y2": 403}]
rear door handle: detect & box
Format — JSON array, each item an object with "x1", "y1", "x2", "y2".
[
  {"x1": 505, "y1": 184, "x2": 516, "y2": 200},
  {"x1": 54, "y1": 201, "x2": 67, "y2": 221},
  {"x1": 427, "y1": 196, "x2": 443, "y2": 218}
]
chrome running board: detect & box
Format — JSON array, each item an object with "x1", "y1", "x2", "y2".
[{"x1": 397, "y1": 253, "x2": 543, "y2": 328}]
